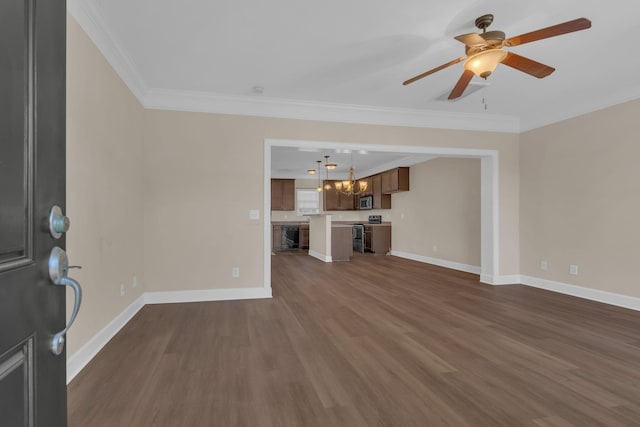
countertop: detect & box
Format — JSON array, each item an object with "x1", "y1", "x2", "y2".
[
  {"x1": 332, "y1": 221, "x2": 392, "y2": 227},
  {"x1": 272, "y1": 221, "x2": 391, "y2": 227},
  {"x1": 271, "y1": 221, "x2": 309, "y2": 225}
]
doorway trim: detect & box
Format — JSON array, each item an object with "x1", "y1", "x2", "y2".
[{"x1": 264, "y1": 139, "x2": 500, "y2": 291}]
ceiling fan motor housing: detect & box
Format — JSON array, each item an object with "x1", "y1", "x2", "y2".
[{"x1": 475, "y1": 14, "x2": 494, "y2": 31}]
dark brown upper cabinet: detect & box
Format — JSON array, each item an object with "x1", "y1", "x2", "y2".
[
  {"x1": 380, "y1": 167, "x2": 410, "y2": 194},
  {"x1": 271, "y1": 179, "x2": 295, "y2": 211},
  {"x1": 323, "y1": 180, "x2": 355, "y2": 211},
  {"x1": 371, "y1": 174, "x2": 392, "y2": 209}
]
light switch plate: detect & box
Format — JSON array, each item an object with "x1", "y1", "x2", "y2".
[
  {"x1": 569, "y1": 264, "x2": 578, "y2": 275},
  {"x1": 249, "y1": 209, "x2": 260, "y2": 220}
]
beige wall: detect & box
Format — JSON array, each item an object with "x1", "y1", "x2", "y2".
[
  {"x1": 66, "y1": 14, "x2": 521, "y2": 355},
  {"x1": 142, "y1": 110, "x2": 520, "y2": 293},
  {"x1": 391, "y1": 158, "x2": 481, "y2": 267},
  {"x1": 66, "y1": 16, "x2": 145, "y2": 357},
  {"x1": 520, "y1": 98, "x2": 640, "y2": 298},
  {"x1": 66, "y1": 10, "x2": 640, "y2": 368}
]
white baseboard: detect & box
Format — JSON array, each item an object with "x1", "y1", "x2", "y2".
[
  {"x1": 66, "y1": 294, "x2": 145, "y2": 384},
  {"x1": 520, "y1": 275, "x2": 640, "y2": 312},
  {"x1": 390, "y1": 250, "x2": 481, "y2": 275},
  {"x1": 144, "y1": 286, "x2": 272, "y2": 305},
  {"x1": 481, "y1": 274, "x2": 522, "y2": 286},
  {"x1": 309, "y1": 250, "x2": 332, "y2": 263},
  {"x1": 67, "y1": 287, "x2": 271, "y2": 383}
]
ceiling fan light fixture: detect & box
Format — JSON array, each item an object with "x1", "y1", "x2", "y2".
[{"x1": 464, "y1": 49, "x2": 508, "y2": 79}]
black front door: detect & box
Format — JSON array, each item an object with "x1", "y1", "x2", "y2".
[{"x1": 0, "y1": 0, "x2": 68, "y2": 426}]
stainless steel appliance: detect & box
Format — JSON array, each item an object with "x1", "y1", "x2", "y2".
[
  {"x1": 368, "y1": 215, "x2": 382, "y2": 224},
  {"x1": 281, "y1": 225, "x2": 299, "y2": 251},
  {"x1": 359, "y1": 195, "x2": 373, "y2": 210},
  {"x1": 352, "y1": 224, "x2": 365, "y2": 253}
]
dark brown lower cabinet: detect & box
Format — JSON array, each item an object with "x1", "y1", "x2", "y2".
[
  {"x1": 300, "y1": 224, "x2": 309, "y2": 249},
  {"x1": 364, "y1": 225, "x2": 391, "y2": 254},
  {"x1": 331, "y1": 226, "x2": 353, "y2": 261}
]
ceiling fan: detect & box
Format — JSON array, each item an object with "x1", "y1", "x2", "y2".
[{"x1": 403, "y1": 14, "x2": 592, "y2": 100}]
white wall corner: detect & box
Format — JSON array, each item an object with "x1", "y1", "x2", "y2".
[
  {"x1": 485, "y1": 274, "x2": 522, "y2": 286},
  {"x1": 309, "y1": 251, "x2": 332, "y2": 263},
  {"x1": 390, "y1": 251, "x2": 481, "y2": 275},
  {"x1": 520, "y1": 275, "x2": 640, "y2": 312},
  {"x1": 66, "y1": 294, "x2": 145, "y2": 384},
  {"x1": 144, "y1": 287, "x2": 272, "y2": 305},
  {"x1": 67, "y1": 0, "x2": 148, "y2": 102}
]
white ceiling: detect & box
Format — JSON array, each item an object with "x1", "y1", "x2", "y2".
[
  {"x1": 72, "y1": 0, "x2": 640, "y2": 178},
  {"x1": 271, "y1": 147, "x2": 436, "y2": 180},
  {"x1": 71, "y1": 0, "x2": 640, "y2": 133}
]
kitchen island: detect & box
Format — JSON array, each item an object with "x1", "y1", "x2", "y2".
[
  {"x1": 330, "y1": 223, "x2": 353, "y2": 261},
  {"x1": 302, "y1": 215, "x2": 391, "y2": 262}
]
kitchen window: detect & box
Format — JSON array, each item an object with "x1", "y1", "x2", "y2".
[{"x1": 296, "y1": 189, "x2": 320, "y2": 215}]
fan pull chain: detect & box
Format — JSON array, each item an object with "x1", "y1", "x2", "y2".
[{"x1": 482, "y1": 85, "x2": 488, "y2": 111}]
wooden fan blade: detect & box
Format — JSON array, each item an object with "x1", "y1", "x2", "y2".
[
  {"x1": 505, "y1": 18, "x2": 591, "y2": 47},
  {"x1": 448, "y1": 69, "x2": 475, "y2": 100},
  {"x1": 454, "y1": 33, "x2": 487, "y2": 46},
  {"x1": 501, "y1": 52, "x2": 555, "y2": 78},
  {"x1": 403, "y1": 57, "x2": 466, "y2": 85}
]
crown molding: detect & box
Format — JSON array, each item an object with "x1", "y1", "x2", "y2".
[
  {"x1": 68, "y1": 0, "x2": 517, "y2": 133},
  {"x1": 67, "y1": 0, "x2": 148, "y2": 101},
  {"x1": 68, "y1": 1, "x2": 640, "y2": 134},
  {"x1": 143, "y1": 88, "x2": 521, "y2": 133}
]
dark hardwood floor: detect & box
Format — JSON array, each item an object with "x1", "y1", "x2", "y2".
[{"x1": 68, "y1": 252, "x2": 640, "y2": 426}]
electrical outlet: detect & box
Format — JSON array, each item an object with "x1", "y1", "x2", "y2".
[
  {"x1": 232, "y1": 267, "x2": 240, "y2": 278},
  {"x1": 569, "y1": 265, "x2": 578, "y2": 275},
  {"x1": 400, "y1": 213, "x2": 405, "y2": 220},
  {"x1": 540, "y1": 260, "x2": 548, "y2": 271},
  {"x1": 250, "y1": 209, "x2": 260, "y2": 220},
  {"x1": 433, "y1": 245, "x2": 438, "y2": 252},
  {"x1": 120, "y1": 283, "x2": 125, "y2": 297},
  {"x1": 133, "y1": 275, "x2": 138, "y2": 289}
]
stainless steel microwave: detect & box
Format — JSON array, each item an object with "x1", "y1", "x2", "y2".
[{"x1": 359, "y1": 195, "x2": 373, "y2": 210}]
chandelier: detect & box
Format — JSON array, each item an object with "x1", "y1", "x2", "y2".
[
  {"x1": 306, "y1": 153, "x2": 367, "y2": 195},
  {"x1": 335, "y1": 154, "x2": 367, "y2": 196}
]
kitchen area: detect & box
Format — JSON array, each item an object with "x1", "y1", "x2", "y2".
[{"x1": 271, "y1": 166, "x2": 409, "y2": 262}]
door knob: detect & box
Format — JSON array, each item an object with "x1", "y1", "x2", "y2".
[
  {"x1": 48, "y1": 246, "x2": 83, "y2": 356},
  {"x1": 49, "y1": 205, "x2": 70, "y2": 238}
]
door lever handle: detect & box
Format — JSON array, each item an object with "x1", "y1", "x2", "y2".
[
  {"x1": 51, "y1": 276, "x2": 82, "y2": 356},
  {"x1": 48, "y1": 247, "x2": 83, "y2": 356}
]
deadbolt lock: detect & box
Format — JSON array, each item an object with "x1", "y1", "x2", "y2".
[{"x1": 49, "y1": 205, "x2": 70, "y2": 239}]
